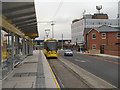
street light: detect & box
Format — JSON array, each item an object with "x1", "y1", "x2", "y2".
[
  {"x1": 62, "y1": 33, "x2": 63, "y2": 50},
  {"x1": 37, "y1": 21, "x2": 55, "y2": 39},
  {"x1": 45, "y1": 29, "x2": 50, "y2": 39},
  {"x1": 51, "y1": 21, "x2": 55, "y2": 39}
]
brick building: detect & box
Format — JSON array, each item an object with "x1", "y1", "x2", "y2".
[
  {"x1": 71, "y1": 16, "x2": 118, "y2": 44},
  {"x1": 84, "y1": 25, "x2": 120, "y2": 56}
]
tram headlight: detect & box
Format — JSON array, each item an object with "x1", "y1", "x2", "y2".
[{"x1": 47, "y1": 52, "x2": 50, "y2": 54}]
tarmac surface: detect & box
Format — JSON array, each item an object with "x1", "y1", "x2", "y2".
[{"x1": 59, "y1": 50, "x2": 119, "y2": 87}]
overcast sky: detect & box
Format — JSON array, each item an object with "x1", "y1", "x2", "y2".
[{"x1": 35, "y1": 0, "x2": 119, "y2": 40}]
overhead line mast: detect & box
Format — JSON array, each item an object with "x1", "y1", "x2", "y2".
[{"x1": 38, "y1": 21, "x2": 55, "y2": 39}]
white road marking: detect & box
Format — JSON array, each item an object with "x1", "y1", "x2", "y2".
[
  {"x1": 74, "y1": 59, "x2": 86, "y2": 62},
  {"x1": 84, "y1": 59, "x2": 91, "y2": 62}
]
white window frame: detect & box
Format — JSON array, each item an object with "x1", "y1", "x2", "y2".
[
  {"x1": 101, "y1": 33, "x2": 106, "y2": 39},
  {"x1": 117, "y1": 33, "x2": 120, "y2": 39},
  {"x1": 92, "y1": 33, "x2": 96, "y2": 39},
  {"x1": 92, "y1": 44, "x2": 96, "y2": 50}
]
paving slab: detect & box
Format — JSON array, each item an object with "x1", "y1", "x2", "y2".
[
  {"x1": 2, "y1": 50, "x2": 39, "y2": 88},
  {"x1": 41, "y1": 51, "x2": 60, "y2": 88},
  {"x1": 2, "y1": 50, "x2": 59, "y2": 89}
]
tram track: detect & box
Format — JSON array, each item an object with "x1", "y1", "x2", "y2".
[{"x1": 48, "y1": 58, "x2": 91, "y2": 88}]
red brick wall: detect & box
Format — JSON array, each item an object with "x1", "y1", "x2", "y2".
[
  {"x1": 87, "y1": 29, "x2": 102, "y2": 50},
  {"x1": 104, "y1": 45, "x2": 120, "y2": 56},
  {"x1": 86, "y1": 29, "x2": 120, "y2": 55},
  {"x1": 107, "y1": 33, "x2": 120, "y2": 45}
]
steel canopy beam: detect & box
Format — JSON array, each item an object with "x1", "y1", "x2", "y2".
[
  {"x1": 8, "y1": 11, "x2": 35, "y2": 19},
  {"x1": 2, "y1": 2, "x2": 38, "y2": 39},
  {"x1": 11, "y1": 14, "x2": 35, "y2": 21},
  {"x1": 3, "y1": 3, "x2": 34, "y2": 13},
  {"x1": 0, "y1": 16, "x2": 30, "y2": 40},
  {"x1": 15, "y1": 19, "x2": 36, "y2": 24},
  {"x1": 16, "y1": 19, "x2": 36, "y2": 26},
  {"x1": 19, "y1": 24, "x2": 37, "y2": 28},
  {"x1": 13, "y1": 17, "x2": 36, "y2": 23},
  {"x1": 25, "y1": 33, "x2": 38, "y2": 37},
  {"x1": 18, "y1": 22, "x2": 37, "y2": 28}
]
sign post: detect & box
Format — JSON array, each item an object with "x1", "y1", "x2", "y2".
[{"x1": 68, "y1": 40, "x2": 70, "y2": 49}]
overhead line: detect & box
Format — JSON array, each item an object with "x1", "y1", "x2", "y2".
[{"x1": 52, "y1": 0, "x2": 64, "y2": 20}]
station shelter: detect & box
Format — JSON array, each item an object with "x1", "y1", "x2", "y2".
[{"x1": 0, "y1": 1, "x2": 38, "y2": 78}]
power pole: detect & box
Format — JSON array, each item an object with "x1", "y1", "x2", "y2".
[
  {"x1": 62, "y1": 33, "x2": 63, "y2": 50},
  {"x1": 51, "y1": 21, "x2": 55, "y2": 39},
  {"x1": 45, "y1": 29, "x2": 50, "y2": 39},
  {"x1": 38, "y1": 21, "x2": 55, "y2": 39}
]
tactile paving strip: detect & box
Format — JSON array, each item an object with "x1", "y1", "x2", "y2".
[
  {"x1": 13, "y1": 72, "x2": 37, "y2": 77},
  {"x1": 23, "y1": 62, "x2": 38, "y2": 64}
]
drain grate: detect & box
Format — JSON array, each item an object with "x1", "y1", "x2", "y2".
[
  {"x1": 24, "y1": 62, "x2": 38, "y2": 64},
  {"x1": 13, "y1": 72, "x2": 37, "y2": 77}
]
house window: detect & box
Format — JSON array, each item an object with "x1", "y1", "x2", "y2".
[
  {"x1": 101, "y1": 33, "x2": 106, "y2": 39},
  {"x1": 92, "y1": 45, "x2": 96, "y2": 50},
  {"x1": 92, "y1": 33, "x2": 96, "y2": 39},
  {"x1": 117, "y1": 33, "x2": 120, "y2": 39}
]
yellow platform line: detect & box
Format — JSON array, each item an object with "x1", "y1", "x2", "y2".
[{"x1": 42, "y1": 51, "x2": 60, "y2": 89}]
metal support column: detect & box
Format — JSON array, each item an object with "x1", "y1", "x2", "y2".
[
  {"x1": 11, "y1": 32, "x2": 14, "y2": 70},
  {"x1": 0, "y1": 2, "x2": 2, "y2": 89},
  {"x1": 26, "y1": 40, "x2": 28, "y2": 56},
  {"x1": 29, "y1": 40, "x2": 33, "y2": 55},
  {"x1": 0, "y1": 26, "x2": 1, "y2": 65},
  {"x1": 0, "y1": 3, "x2": 1, "y2": 62},
  {"x1": 0, "y1": 26, "x2": 2, "y2": 80},
  {"x1": 62, "y1": 33, "x2": 63, "y2": 50},
  {"x1": 17, "y1": 36, "x2": 20, "y2": 54},
  {"x1": 22, "y1": 38, "x2": 25, "y2": 56},
  {"x1": 15, "y1": 35, "x2": 19, "y2": 55}
]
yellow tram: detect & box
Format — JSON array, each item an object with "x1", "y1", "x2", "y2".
[{"x1": 44, "y1": 38, "x2": 58, "y2": 58}]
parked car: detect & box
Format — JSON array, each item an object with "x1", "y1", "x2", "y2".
[{"x1": 64, "y1": 49, "x2": 73, "y2": 56}]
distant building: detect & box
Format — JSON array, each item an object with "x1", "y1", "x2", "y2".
[
  {"x1": 71, "y1": 17, "x2": 118, "y2": 44},
  {"x1": 72, "y1": 19, "x2": 81, "y2": 23},
  {"x1": 83, "y1": 13, "x2": 108, "y2": 19},
  {"x1": 92, "y1": 13, "x2": 108, "y2": 19},
  {"x1": 118, "y1": 1, "x2": 120, "y2": 27},
  {"x1": 71, "y1": 2, "x2": 120, "y2": 45},
  {"x1": 34, "y1": 39, "x2": 72, "y2": 50},
  {"x1": 84, "y1": 25, "x2": 120, "y2": 56},
  {"x1": 118, "y1": 1, "x2": 120, "y2": 18},
  {"x1": 83, "y1": 14, "x2": 93, "y2": 19}
]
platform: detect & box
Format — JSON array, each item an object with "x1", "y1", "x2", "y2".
[{"x1": 2, "y1": 50, "x2": 59, "y2": 88}]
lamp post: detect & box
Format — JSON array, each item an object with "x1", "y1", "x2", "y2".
[
  {"x1": 51, "y1": 21, "x2": 55, "y2": 39},
  {"x1": 62, "y1": 33, "x2": 63, "y2": 50},
  {"x1": 38, "y1": 21, "x2": 55, "y2": 39},
  {"x1": 45, "y1": 29, "x2": 50, "y2": 39}
]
